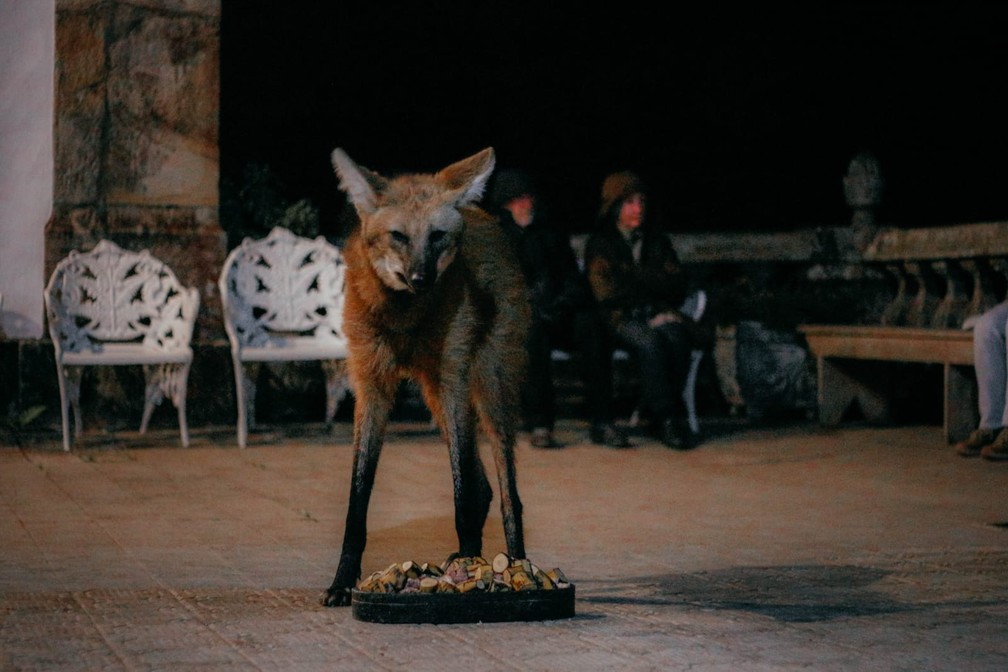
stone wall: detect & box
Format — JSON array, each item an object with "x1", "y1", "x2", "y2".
[
  {"x1": 48, "y1": 0, "x2": 224, "y2": 340},
  {"x1": 2, "y1": 0, "x2": 236, "y2": 439}
]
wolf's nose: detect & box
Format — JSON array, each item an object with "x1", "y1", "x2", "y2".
[{"x1": 410, "y1": 272, "x2": 430, "y2": 291}]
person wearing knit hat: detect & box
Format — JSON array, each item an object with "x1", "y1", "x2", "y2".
[
  {"x1": 487, "y1": 168, "x2": 598, "y2": 448},
  {"x1": 598, "y1": 170, "x2": 647, "y2": 220},
  {"x1": 580, "y1": 170, "x2": 699, "y2": 449}
]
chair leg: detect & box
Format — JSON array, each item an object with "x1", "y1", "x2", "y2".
[
  {"x1": 683, "y1": 351, "x2": 703, "y2": 435},
  {"x1": 55, "y1": 363, "x2": 74, "y2": 452},
  {"x1": 234, "y1": 360, "x2": 259, "y2": 448},
  {"x1": 176, "y1": 362, "x2": 191, "y2": 448},
  {"x1": 67, "y1": 366, "x2": 84, "y2": 442},
  {"x1": 177, "y1": 402, "x2": 190, "y2": 448},
  {"x1": 321, "y1": 359, "x2": 351, "y2": 426},
  {"x1": 140, "y1": 362, "x2": 191, "y2": 448},
  {"x1": 139, "y1": 364, "x2": 165, "y2": 435},
  {"x1": 233, "y1": 358, "x2": 246, "y2": 448}
]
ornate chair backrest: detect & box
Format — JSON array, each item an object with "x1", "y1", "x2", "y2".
[
  {"x1": 218, "y1": 227, "x2": 347, "y2": 350},
  {"x1": 44, "y1": 240, "x2": 199, "y2": 354}
]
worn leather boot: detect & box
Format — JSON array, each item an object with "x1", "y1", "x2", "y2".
[
  {"x1": 980, "y1": 428, "x2": 1008, "y2": 461},
  {"x1": 590, "y1": 422, "x2": 630, "y2": 448},
  {"x1": 954, "y1": 427, "x2": 1001, "y2": 458},
  {"x1": 531, "y1": 427, "x2": 561, "y2": 449},
  {"x1": 661, "y1": 417, "x2": 695, "y2": 451}
]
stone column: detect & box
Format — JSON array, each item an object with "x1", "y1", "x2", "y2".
[{"x1": 48, "y1": 0, "x2": 224, "y2": 340}]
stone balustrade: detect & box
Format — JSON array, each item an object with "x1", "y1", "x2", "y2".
[
  {"x1": 862, "y1": 221, "x2": 1008, "y2": 329},
  {"x1": 4, "y1": 220, "x2": 1008, "y2": 437}
]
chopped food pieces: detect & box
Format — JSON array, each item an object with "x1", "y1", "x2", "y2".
[{"x1": 356, "y1": 553, "x2": 571, "y2": 594}]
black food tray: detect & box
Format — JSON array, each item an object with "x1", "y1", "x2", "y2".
[{"x1": 351, "y1": 585, "x2": 575, "y2": 624}]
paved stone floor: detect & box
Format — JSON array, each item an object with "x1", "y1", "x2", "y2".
[{"x1": 2, "y1": 418, "x2": 1007, "y2": 671}]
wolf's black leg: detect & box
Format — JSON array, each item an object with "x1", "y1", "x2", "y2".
[{"x1": 321, "y1": 383, "x2": 393, "y2": 607}]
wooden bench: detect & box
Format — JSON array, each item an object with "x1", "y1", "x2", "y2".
[
  {"x1": 799, "y1": 324, "x2": 976, "y2": 442},
  {"x1": 218, "y1": 227, "x2": 351, "y2": 448},
  {"x1": 799, "y1": 221, "x2": 1008, "y2": 442},
  {"x1": 44, "y1": 240, "x2": 200, "y2": 451}
]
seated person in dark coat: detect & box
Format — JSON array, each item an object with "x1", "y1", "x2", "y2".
[
  {"x1": 488, "y1": 168, "x2": 628, "y2": 448},
  {"x1": 581, "y1": 170, "x2": 698, "y2": 449}
]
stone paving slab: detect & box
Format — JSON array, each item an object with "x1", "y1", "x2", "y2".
[{"x1": 2, "y1": 419, "x2": 1008, "y2": 670}]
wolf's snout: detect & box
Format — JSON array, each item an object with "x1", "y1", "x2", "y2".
[
  {"x1": 394, "y1": 270, "x2": 431, "y2": 293},
  {"x1": 410, "y1": 271, "x2": 431, "y2": 292}
]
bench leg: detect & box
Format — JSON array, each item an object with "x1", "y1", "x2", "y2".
[
  {"x1": 816, "y1": 357, "x2": 855, "y2": 424},
  {"x1": 945, "y1": 363, "x2": 978, "y2": 444},
  {"x1": 815, "y1": 357, "x2": 891, "y2": 425}
]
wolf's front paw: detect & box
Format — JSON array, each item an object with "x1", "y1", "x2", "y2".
[
  {"x1": 320, "y1": 559, "x2": 360, "y2": 607},
  {"x1": 319, "y1": 586, "x2": 352, "y2": 607}
]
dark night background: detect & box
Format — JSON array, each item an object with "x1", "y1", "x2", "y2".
[{"x1": 220, "y1": 3, "x2": 1008, "y2": 239}]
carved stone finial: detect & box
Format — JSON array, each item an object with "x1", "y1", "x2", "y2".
[{"x1": 843, "y1": 151, "x2": 884, "y2": 229}]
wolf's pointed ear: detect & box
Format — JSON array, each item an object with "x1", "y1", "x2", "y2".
[
  {"x1": 436, "y1": 147, "x2": 496, "y2": 207},
  {"x1": 332, "y1": 148, "x2": 387, "y2": 215}
]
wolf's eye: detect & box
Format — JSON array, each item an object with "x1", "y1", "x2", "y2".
[
  {"x1": 429, "y1": 230, "x2": 446, "y2": 246},
  {"x1": 390, "y1": 231, "x2": 410, "y2": 246}
]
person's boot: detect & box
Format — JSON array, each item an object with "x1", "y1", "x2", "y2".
[
  {"x1": 660, "y1": 417, "x2": 695, "y2": 451},
  {"x1": 589, "y1": 422, "x2": 630, "y2": 448},
  {"x1": 980, "y1": 428, "x2": 1008, "y2": 461},
  {"x1": 953, "y1": 427, "x2": 1001, "y2": 457},
  {"x1": 531, "y1": 427, "x2": 561, "y2": 449}
]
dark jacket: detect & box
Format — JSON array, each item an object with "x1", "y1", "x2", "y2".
[
  {"x1": 497, "y1": 211, "x2": 591, "y2": 324},
  {"x1": 583, "y1": 224, "x2": 688, "y2": 327}
]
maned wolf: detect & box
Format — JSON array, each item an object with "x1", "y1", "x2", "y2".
[{"x1": 321, "y1": 147, "x2": 532, "y2": 606}]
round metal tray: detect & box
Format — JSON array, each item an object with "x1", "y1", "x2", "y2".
[{"x1": 351, "y1": 585, "x2": 576, "y2": 624}]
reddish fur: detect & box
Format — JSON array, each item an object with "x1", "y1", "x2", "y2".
[{"x1": 322, "y1": 148, "x2": 531, "y2": 606}]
